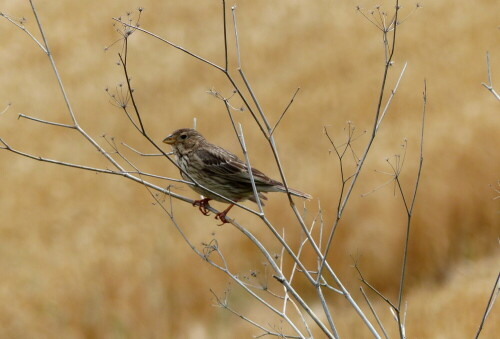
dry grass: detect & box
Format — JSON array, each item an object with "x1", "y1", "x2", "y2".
[{"x1": 0, "y1": 0, "x2": 498, "y2": 338}]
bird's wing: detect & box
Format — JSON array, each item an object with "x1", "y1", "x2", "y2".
[{"x1": 196, "y1": 146, "x2": 279, "y2": 187}]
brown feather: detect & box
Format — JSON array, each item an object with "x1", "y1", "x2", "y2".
[{"x1": 163, "y1": 128, "x2": 312, "y2": 203}]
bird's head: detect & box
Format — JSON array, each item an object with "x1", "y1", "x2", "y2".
[{"x1": 162, "y1": 128, "x2": 206, "y2": 154}]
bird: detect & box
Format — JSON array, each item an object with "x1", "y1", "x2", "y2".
[{"x1": 162, "y1": 128, "x2": 311, "y2": 224}]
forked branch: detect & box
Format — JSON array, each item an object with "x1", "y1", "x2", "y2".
[{"x1": 481, "y1": 52, "x2": 500, "y2": 101}]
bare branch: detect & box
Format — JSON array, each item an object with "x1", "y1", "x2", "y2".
[
  {"x1": 353, "y1": 260, "x2": 398, "y2": 311},
  {"x1": 394, "y1": 79, "x2": 427, "y2": 338},
  {"x1": 210, "y1": 290, "x2": 302, "y2": 339},
  {"x1": 316, "y1": 285, "x2": 339, "y2": 338},
  {"x1": 231, "y1": 5, "x2": 242, "y2": 70},
  {"x1": 113, "y1": 19, "x2": 225, "y2": 72},
  {"x1": 318, "y1": 0, "x2": 402, "y2": 284},
  {"x1": 237, "y1": 123, "x2": 265, "y2": 215},
  {"x1": 0, "y1": 102, "x2": 12, "y2": 115},
  {"x1": 29, "y1": 0, "x2": 77, "y2": 126},
  {"x1": 0, "y1": 12, "x2": 47, "y2": 52},
  {"x1": 222, "y1": 0, "x2": 228, "y2": 71},
  {"x1": 397, "y1": 80, "x2": 427, "y2": 309},
  {"x1": 121, "y1": 142, "x2": 169, "y2": 156},
  {"x1": 118, "y1": 51, "x2": 145, "y2": 133},
  {"x1": 409, "y1": 80, "x2": 427, "y2": 213},
  {"x1": 18, "y1": 113, "x2": 76, "y2": 129},
  {"x1": 481, "y1": 52, "x2": 500, "y2": 101},
  {"x1": 474, "y1": 272, "x2": 500, "y2": 339},
  {"x1": 271, "y1": 87, "x2": 301, "y2": 136},
  {"x1": 376, "y1": 62, "x2": 408, "y2": 132},
  {"x1": 360, "y1": 287, "x2": 389, "y2": 339}
]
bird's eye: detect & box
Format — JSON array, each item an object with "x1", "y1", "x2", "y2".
[{"x1": 180, "y1": 134, "x2": 187, "y2": 140}]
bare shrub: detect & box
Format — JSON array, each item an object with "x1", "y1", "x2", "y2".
[{"x1": 1, "y1": 1, "x2": 497, "y2": 338}]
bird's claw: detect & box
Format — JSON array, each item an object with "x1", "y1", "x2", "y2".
[
  {"x1": 193, "y1": 199, "x2": 233, "y2": 225},
  {"x1": 214, "y1": 203, "x2": 235, "y2": 226},
  {"x1": 215, "y1": 211, "x2": 230, "y2": 226},
  {"x1": 193, "y1": 198, "x2": 211, "y2": 216}
]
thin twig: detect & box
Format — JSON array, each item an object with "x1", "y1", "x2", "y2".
[
  {"x1": 271, "y1": 87, "x2": 301, "y2": 136},
  {"x1": 120, "y1": 171, "x2": 191, "y2": 184},
  {"x1": 0, "y1": 102, "x2": 11, "y2": 115},
  {"x1": 228, "y1": 220, "x2": 325, "y2": 338},
  {"x1": 17, "y1": 113, "x2": 76, "y2": 129},
  {"x1": 360, "y1": 287, "x2": 389, "y2": 339},
  {"x1": 396, "y1": 80, "x2": 427, "y2": 320},
  {"x1": 354, "y1": 260, "x2": 398, "y2": 311},
  {"x1": 318, "y1": 0, "x2": 401, "y2": 281},
  {"x1": 237, "y1": 123, "x2": 265, "y2": 215},
  {"x1": 121, "y1": 142, "x2": 168, "y2": 156},
  {"x1": 222, "y1": 0, "x2": 228, "y2": 71},
  {"x1": 0, "y1": 12, "x2": 47, "y2": 52},
  {"x1": 376, "y1": 62, "x2": 408, "y2": 132},
  {"x1": 210, "y1": 290, "x2": 302, "y2": 339},
  {"x1": 0, "y1": 137, "x2": 199, "y2": 204},
  {"x1": 29, "y1": 0, "x2": 77, "y2": 126},
  {"x1": 118, "y1": 51, "x2": 145, "y2": 133},
  {"x1": 474, "y1": 272, "x2": 500, "y2": 339},
  {"x1": 113, "y1": 19, "x2": 224, "y2": 72},
  {"x1": 231, "y1": 6, "x2": 242, "y2": 70},
  {"x1": 316, "y1": 285, "x2": 339, "y2": 338},
  {"x1": 25, "y1": 0, "x2": 146, "y2": 188},
  {"x1": 392, "y1": 80, "x2": 426, "y2": 339},
  {"x1": 481, "y1": 52, "x2": 500, "y2": 101}
]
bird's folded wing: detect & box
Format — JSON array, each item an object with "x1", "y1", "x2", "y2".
[{"x1": 196, "y1": 147, "x2": 279, "y2": 187}]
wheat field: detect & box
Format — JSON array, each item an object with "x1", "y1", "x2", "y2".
[{"x1": 0, "y1": 0, "x2": 498, "y2": 338}]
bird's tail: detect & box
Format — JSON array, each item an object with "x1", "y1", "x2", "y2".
[{"x1": 277, "y1": 186, "x2": 312, "y2": 200}]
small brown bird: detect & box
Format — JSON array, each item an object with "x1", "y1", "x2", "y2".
[{"x1": 163, "y1": 128, "x2": 311, "y2": 224}]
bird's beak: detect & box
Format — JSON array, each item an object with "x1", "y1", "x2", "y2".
[{"x1": 163, "y1": 134, "x2": 176, "y2": 145}]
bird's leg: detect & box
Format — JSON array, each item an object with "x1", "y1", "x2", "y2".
[
  {"x1": 193, "y1": 197, "x2": 211, "y2": 216},
  {"x1": 215, "y1": 204, "x2": 235, "y2": 225}
]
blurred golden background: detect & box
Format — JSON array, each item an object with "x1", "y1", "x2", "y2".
[{"x1": 0, "y1": 0, "x2": 498, "y2": 338}]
